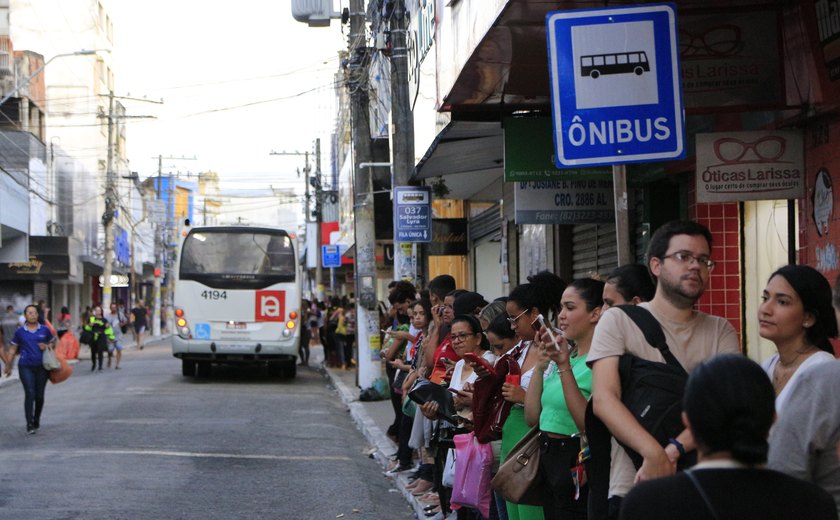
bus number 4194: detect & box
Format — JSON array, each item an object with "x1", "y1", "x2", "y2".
[{"x1": 201, "y1": 290, "x2": 227, "y2": 300}]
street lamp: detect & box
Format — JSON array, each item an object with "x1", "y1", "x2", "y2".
[{"x1": 0, "y1": 48, "x2": 110, "y2": 106}]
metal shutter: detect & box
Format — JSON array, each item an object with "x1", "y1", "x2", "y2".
[
  {"x1": 469, "y1": 203, "x2": 501, "y2": 244},
  {"x1": 572, "y1": 223, "x2": 618, "y2": 279}
]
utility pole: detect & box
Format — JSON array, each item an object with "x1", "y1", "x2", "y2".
[
  {"x1": 152, "y1": 154, "x2": 196, "y2": 337},
  {"x1": 270, "y1": 145, "x2": 324, "y2": 299},
  {"x1": 349, "y1": 0, "x2": 382, "y2": 393},
  {"x1": 101, "y1": 90, "x2": 117, "y2": 310},
  {"x1": 153, "y1": 155, "x2": 164, "y2": 338},
  {"x1": 389, "y1": 0, "x2": 416, "y2": 284},
  {"x1": 100, "y1": 92, "x2": 159, "y2": 310},
  {"x1": 314, "y1": 138, "x2": 324, "y2": 298}
]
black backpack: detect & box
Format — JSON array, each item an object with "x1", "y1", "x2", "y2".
[{"x1": 615, "y1": 304, "x2": 695, "y2": 470}]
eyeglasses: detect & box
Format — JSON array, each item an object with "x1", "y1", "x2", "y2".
[
  {"x1": 661, "y1": 251, "x2": 716, "y2": 271},
  {"x1": 451, "y1": 332, "x2": 477, "y2": 342},
  {"x1": 507, "y1": 309, "x2": 529, "y2": 324}
]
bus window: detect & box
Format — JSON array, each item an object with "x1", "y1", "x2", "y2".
[{"x1": 606, "y1": 55, "x2": 616, "y2": 65}]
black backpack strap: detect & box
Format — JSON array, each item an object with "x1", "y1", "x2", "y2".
[{"x1": 616, "y1": 305, "x2": 687, "y2": 377}]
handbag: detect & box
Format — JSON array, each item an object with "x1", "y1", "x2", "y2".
[
  {"x1": 407, "y1": 378, "x2": 460, "y2": 424},
  {"x1": 491, "y1": 426, "x2": 546, "y2": 506},
  {"x1": 451, "y1": 432, "x2": 494, "y2": 518},
  {"x1": 49, "y1": 355, "x2": 73, "y2": 384},
  {"x1": 42, "y1": 346, "x2": 61, "y2": 371},
  {"x1": 79, "y1": 329, "x2": 93, "y2": 346},
  {"x1": 471, "y1": 352, "x2": 521, "y2": 443}
]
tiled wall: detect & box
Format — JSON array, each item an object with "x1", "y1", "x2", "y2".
[{"x1": 691, "y1": 199, "x2": 742, "y2": 339}]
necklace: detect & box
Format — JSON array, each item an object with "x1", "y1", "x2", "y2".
[
  {"x1": 777, "y1": 346, "x2": 816, "y2": 368},
  {"x1": 773, "y1": 346, "x2": 817, "y2": 393}
]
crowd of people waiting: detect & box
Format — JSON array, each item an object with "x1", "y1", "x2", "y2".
[{"x1": 373, "y1": 220, "x2": 840, "y2": 520}]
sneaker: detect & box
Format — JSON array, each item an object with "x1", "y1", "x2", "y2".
[
  {"x1": 32, "y1": 419, "x2": 39, "y2": 430},
  {"x1": 26, "y1": 424, "x2": 36, "y2": 435},
  {"x1": 384, "y1": 464, "x2": 413, "y2": 477}
]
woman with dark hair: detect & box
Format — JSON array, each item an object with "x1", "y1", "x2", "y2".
[
  {"x1": 485, "y1": 312, "x2": 518, "y2": 357},
  {"x1": 602, "y1": 264, "x2": 655, "y2": 309},
  {"x1": 758, "y1": 265, "x2": 838, "y2": 412},
  {"x1": 525, "y1": 278, "x2": 604, "y2": 520},
  {"x1": 497, "y1": 274, "x2": 567, "y2": 520},
  {"x1": 620, "y1": 354, "x2": 836, "y2": 520},
  {"x1": 56, "y1": 306, "x2": 72, "y2": 339},
  {"x1": 419, "y1": 314, "x2": 496, "y2": 519},
  {"x1": 5, "y1": 304, "x2": 56, "y2": 434}
]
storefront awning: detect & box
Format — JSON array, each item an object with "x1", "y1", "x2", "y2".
[{"x1": 412, "y1": 120, "x2": 503, "y2": 201}]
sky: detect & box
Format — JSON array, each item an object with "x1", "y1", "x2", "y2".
[{"x1": 109, "y1": 1, "x2": 348, "y2": 193}]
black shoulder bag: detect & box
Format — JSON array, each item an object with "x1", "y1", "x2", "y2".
[{"x1": 616, "y1": 305, "x2": 695, "y2": 470}]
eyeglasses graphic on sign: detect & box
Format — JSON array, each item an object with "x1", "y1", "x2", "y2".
[
  {"x1": 712, "y1": 136, "x2": 787, "y2": 165},
  {"x1": 679, "y1": 24, "x2": 744, "y2": 60}
]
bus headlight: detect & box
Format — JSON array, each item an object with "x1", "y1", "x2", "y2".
[{"x1": 281, "y1": 329, "x2": 292, "y2": 338}]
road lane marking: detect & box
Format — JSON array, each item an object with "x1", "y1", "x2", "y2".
[{"x1": 0, "y1": 449, "x2": 351, "y2": 462}]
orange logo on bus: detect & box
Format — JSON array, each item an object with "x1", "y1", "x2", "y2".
[{"x1": 256, "y1": 290, "x2": 285, "y2": 322}]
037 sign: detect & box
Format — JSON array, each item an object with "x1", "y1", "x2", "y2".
[{"x1": 255, "y1": 290, "x2": 285, "y2": 322}]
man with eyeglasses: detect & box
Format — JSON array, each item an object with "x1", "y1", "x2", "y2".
[{"x1": 588, "y1": 220, "x2": 740, "y2": 519}]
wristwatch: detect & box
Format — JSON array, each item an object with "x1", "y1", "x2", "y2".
[{"x1": 668, "y1": 437, "x2": 686, "y2": 458}]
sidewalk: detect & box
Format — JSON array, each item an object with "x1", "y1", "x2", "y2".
[
  {"x1": 0, "y1": 333, "x2": 172, "y2": 390},
  {"x1": 316, "y1": 346, "x2": 430, "y2": 519}
]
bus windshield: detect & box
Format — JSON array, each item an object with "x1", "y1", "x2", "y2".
[{"x1": 179, "y1": 228, "x2": 296, "y2": 287}]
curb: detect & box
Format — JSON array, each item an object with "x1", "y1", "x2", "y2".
[{"x1": 324, "y1": 366, "x2": 431, "y2": 519}]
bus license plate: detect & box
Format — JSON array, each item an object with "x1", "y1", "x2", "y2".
[
  {"x1": 226, "y1": 322, "x2": 246, "y2": 329},
  {"x1": 222, "y1": 344, "x2": 249, "y2": 351}
]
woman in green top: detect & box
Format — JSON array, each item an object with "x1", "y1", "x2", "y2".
[
  {"x1": 525, "y1": 278, "x2": 604, "y2": 520},
  {"x1": 84, "y1": 305, "x2": 115, "y2": 372}
]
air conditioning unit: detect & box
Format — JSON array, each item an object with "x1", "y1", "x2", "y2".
[{"x1": 291, "y1": 0, "x2": 339, "y2": 27}]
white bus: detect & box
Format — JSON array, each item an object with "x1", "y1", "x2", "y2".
[{"x1": 172, "y1": 223, "x2": 301, "y2": 378}]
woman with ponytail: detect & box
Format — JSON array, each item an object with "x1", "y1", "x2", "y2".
[
  {"x1": 620, "y1": 354, "x2": 835, "y2": 520},
  {"x1": 472, "y1": 272, "x2": 566, "y2": 520}
]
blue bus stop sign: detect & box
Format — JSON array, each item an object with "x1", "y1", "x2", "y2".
[
  {"x1": 546, "y1": 3, "x2": 684, "y2": 167},
  {"x1": 322, "y1": 245, "x2": 341, "y2": 268}
]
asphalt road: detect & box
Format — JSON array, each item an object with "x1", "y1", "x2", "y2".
[{"x1": 0, "y1": 342, "x2": 413, "y2": 520}]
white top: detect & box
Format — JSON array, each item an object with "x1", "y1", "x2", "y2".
[
  {"x1": 450, "y1": 350, "x2": 497, "y2": 391},
  {"x1": 762, "y1": 350, "x2": 835, "y2": 413}
]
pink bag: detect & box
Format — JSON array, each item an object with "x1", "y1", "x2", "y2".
[{"x1": 451, "y1": 432, "x2": 493, "y2": 518}]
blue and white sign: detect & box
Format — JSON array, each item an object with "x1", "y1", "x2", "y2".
[
  {"x1": 547, "y1": 3, "x2": 685, "y2": 167},
  {"x1": 194, "y1": 323, "x2": 211, "y2": 340},
  {"x1": 322, "y1": 245, "x2": 342, "y2": 268},
  {"x1": 394, "y1": 186, "x2": 432, "y2": 243}
]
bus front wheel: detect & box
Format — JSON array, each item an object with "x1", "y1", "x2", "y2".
[
  {"x1": 182, "y1": 360, "x2": 196, "y2": 377},
  {"x1": 634, "y1": 66, "x2": 644, "y2": 75},
  {"x1": 590, "y1": 70, "x2": 600, "y2": 79}
]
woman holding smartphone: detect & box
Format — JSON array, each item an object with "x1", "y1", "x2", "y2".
[
  {"x1": 494, "y1": 272, "x2": 567, "y2": 520},
  {"x1": 525, "y1": 278, "x2": 604, "y2": 520}
]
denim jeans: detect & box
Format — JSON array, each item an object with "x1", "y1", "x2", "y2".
[{"x1": 18, "y1": 363, "x2": 49, "y2": 426}]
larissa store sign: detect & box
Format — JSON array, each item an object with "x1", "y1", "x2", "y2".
[{"x1": 695, "y1": 131, "x2": 804, "y2": 203}]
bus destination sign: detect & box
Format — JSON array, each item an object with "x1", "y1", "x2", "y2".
[
  {"x1": 546, "y1": 3, "x2": 685, "y2": 167},
  {"x1": 394, "y1": 186, "x2": 432, "y2": 243}
]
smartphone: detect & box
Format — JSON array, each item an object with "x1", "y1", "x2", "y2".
[
  {"x1": 535, "y1": 314, "x2": 561, "y2": 351},
  {"x1": 462, "y1": 352, "x2": 495, "y2": 374},
  {"x1": 448, "y1": 387, "x2": 466, "y2": 396}
]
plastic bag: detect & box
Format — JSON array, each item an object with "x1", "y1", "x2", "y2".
[
  {"x1": 442, "y1": 448, "x2": 456, "y2": 488},
  {"x1": 49, "y1": 355, "x2": 73, "y2": 384},
  {"x1": 56, "y1": 331, "x2": 80, "y2": 360},
  {"x1": 42, "y1": 346, "x2": 61, "y2": 371},
  {"x1": 450, "y1": 432, "x2": 493, "y2": 518}
]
